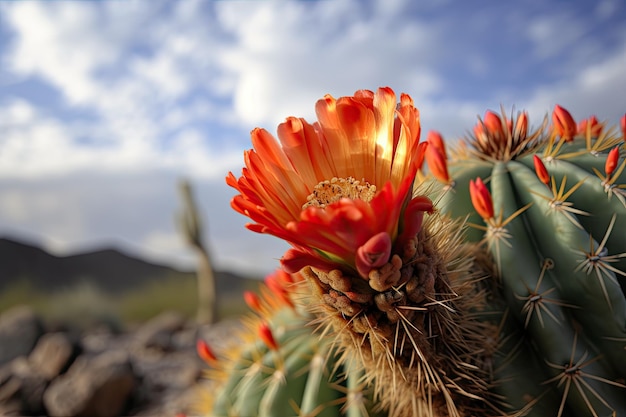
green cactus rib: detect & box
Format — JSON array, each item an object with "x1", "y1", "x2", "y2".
[
  {"x1": 439, "y1": 136, "x2": 626, "y2": 416},
  {"x1": 209, "y1": 306, "x2": 381, "y2": 417}
]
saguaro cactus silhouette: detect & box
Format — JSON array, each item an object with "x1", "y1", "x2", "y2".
[{"x1": 177, "y1": 179, "x2": 217, "y2": 325}]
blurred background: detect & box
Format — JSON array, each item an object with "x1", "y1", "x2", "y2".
[{"x1": 0, "y1": 0, "x2": 625, "y2": 327}]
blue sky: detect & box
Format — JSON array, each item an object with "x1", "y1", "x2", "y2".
[{"x1": 0, "y1": 0, "x2": 625, "y2": 277}]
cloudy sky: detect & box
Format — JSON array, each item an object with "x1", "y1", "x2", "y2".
[{"x1": 0, "y1": 0, "x2": 625, "y2": 278}]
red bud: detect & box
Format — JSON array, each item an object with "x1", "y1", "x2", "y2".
[
  {"x1": 606, "y1": 147, "x2": 620, "y2": 178},
  {"x1": 533, "y1": 155, "x2": 550, "y2": 185},
  {"x1": 469, "y1": 177, "x2": 494, "y2": 220},
  {"x1": 552, "y1": 105, "x2": 576, "y2": 141}
]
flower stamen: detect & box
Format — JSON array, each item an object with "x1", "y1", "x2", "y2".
[{"x1": 303, "y1": 177, "x2": 376, "y2": 209}]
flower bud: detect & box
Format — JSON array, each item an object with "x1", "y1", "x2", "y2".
[
  {"x1": 552, "y1": 105, "x2": 576, "y2": 141},
  {"x1": 469, "y1": 177, "x2": 494, "y2": 220},
  {"x1": 533, "y1": 155, "x2": 550, "y2": 185}
]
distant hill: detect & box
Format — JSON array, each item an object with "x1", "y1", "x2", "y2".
[{"x1": 0, "y1": 237, "x2": 258, "y2": 295}]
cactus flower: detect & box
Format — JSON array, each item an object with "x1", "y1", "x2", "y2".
[
  {"x1": 621, "y1": 114, "x2": 626, "y2": 140},
  {"x1": 227, "y1": 87, "x2": 433, "y2": 278},
  {"x1": 552, "y1": 104, "x2": 576, "y2": 141}
]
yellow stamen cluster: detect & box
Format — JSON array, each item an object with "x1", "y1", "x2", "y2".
[{"x1": 303, "y1": 177, "x2": 376, "y2": 209}]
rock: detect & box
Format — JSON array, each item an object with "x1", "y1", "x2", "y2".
[
  {"x1": 134, "y1": 311, "x2": 187, "y2": 352},
  {"x1": 0, "y1": 305, "x2": 44, "y2": 366},
  {"x1": 43, "y1": 350, "x2": 137, "y2": 417},
  {"x1": 29, "y1": 332, "x2": 80, "y2": 380},
  {"x1": 0, "y1": 356, "x2": 48, "y2": 415}
]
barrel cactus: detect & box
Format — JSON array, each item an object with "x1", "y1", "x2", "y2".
[
  {"x1": 199, "y1": 87, "x2": 626, "y2": 417},
  {"x1": 431, "y1": 106, "x2": 626, "y2": 416},
  {"x1": 200, "y1": 270, "x2": 382, "y2": 417}
]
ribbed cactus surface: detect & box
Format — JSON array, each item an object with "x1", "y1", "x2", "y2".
[
  {"x1": 204, "y1": 275, "x2": 382, "y2": 417},
  {"x1": 434, "y1": 108, "x2": 626, "y2": 416}
]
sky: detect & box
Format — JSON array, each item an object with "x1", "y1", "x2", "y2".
[{"x1": 0, "y1": 0, "x2": 625, "y2": 278}]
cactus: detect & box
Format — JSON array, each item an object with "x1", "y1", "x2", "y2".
[
  {"x1": 200, "y1": 271, "x2": 383, "y2": 417},
  {"x1": 201, "y1": 88, "x2": 626, "y2": 417},
  {"x1": 431, "y1": 107, "x2": 626, "y2": 416},
  {"x1": 177, "y1": 179, "x2": 218, "y2": 324}
]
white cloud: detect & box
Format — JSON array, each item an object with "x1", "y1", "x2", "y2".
[{"x1": 1, "y1": 0, "x2": 625, "y2": 278}]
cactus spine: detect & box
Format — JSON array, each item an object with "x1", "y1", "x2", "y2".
[{"x1": 178, "y1": 179, "x2": 218, "y2": 325}]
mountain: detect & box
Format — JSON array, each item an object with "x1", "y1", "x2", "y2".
[{"x1": 0, "y1": 237, "x2": 257, "y2": 295}]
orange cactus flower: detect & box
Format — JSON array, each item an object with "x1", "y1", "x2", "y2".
[
  {"x1": 577, "y1": 115, "x2": 602, "y2": 137},
  {"x1": 533, "y1": 155, "x2": 550, "y2": 185},
  {"x1": 469, "y1": 177, "x2": 494, "y2": 220},
  {"x1": 196, "y1": 339, "x2": 217, "y2": 365},
  {"x1": 258, "y1": 322, "x2": 279, "y2": 351},
  {"x1": 552, "y1": 105, "x2": 576, "y2": 142},
  {"x1": 621, "y1": 114, "x2": 626, "y2": 140},
  {"x1": 606, "y1": 146, "x2": 620, "y2": 178},
  {"x1": 227, "y1": 87, "x2": 433, "y2": 278}
]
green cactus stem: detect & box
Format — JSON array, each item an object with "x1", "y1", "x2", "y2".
[
  {"x1": 204, "y1": 279, "x2": 382, "y2": 417},
  {"x1": 434, "y1": 108, "x2": 626, "y2": 416},
  {"x1": 300, "y1": 210, "x2": 506, "y2": 417}
]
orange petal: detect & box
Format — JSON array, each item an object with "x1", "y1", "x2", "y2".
[
  {"x1": 281, "y1": 248, "x2": 336, "y2": 274},
  {"x1": 355, "y1": 232, "x2": 392, "y2": 277},
  {"x1": 395, "y1": 195, "x2": 433, "y2": 252}
]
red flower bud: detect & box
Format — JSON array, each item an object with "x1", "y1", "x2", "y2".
[
  {"x1": 484, "y1": 110, "x2": 504, "y2": 139},
  {"x1": 243, "y1": 291, "x2": 262, "y2": 312},
  {"x1": 621, "y1": 114, "x2": 626, "y2": 141},
  {"x1": 533, "y1": 155, "x2": 550, "y2": 185},
  {"x1": 425, "y1": 142, "x2": 451, "y2": 184},
  {"x1": 426, "y1": 130, "x2": 446, "y2": 157},
  {"x1": 469, "y1": 177, "x2": 494, "y2": 220},
  {"x1": 606, "y1": 146, "x2": 620, "y2": 178},
  {"x1": 196, "y1": 339, "x2": 217, "y2": 365},
  {"x1": 258, "y1": 322, "x2": 279, "y2": 351},
  {"x1": 577, "y1": 116, "x2": 602, "y2": 137},
  {"x1": 552, "y1": 105, "x2": 576, "y2": 141}
]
